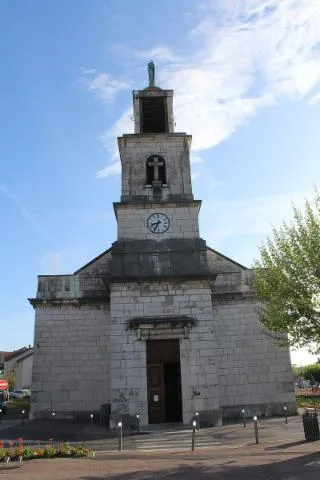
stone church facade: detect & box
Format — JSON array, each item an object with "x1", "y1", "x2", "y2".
[{"x1": 29, "y1": 79, "x2": 296, "y2": 426}]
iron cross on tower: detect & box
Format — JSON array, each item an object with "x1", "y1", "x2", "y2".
[{"x1": 149, "y1": 156, "x2": 164, "y2": 182}]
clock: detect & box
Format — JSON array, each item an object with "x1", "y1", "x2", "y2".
[{"x1": 147, "y1": 212, "x2": 170, "y2": 234}]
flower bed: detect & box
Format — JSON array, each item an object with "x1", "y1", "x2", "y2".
[{"x1": 0, "y1": 438, "x2": 90, "y2": 461}]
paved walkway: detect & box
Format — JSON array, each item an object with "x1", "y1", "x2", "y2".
[
  {"x1": 1, "y1": 414, "x2": 320, "y2": 479},
  {"x1": 2, "y1": 439, "x2": 320, "y2": 479},
  {"x1": 0, "y1": 414, "x2": 313, "y2": 452}
]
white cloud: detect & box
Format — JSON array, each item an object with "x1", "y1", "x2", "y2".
[
  {"x1": 83, "y1": 72, "x2": 129, "y2": 103},
  {"x1": 96, "y1": 108, "x2": 133, "y2": 178},
  {"x1": 199, "y1": 190, "x2": 310, "y2": 262},
  {"x1": 96, "y1": 161, "x2": 121, "y2": 178},
  {"x1": 191, "y1": 171, "x2": 201, "y2": 181},
  {"x1": 91, "y1": 0, "x2": 320, "y2": 176},
  {"x1": 82, "y1": 68, "x2": 97, "y2": 75},
  {"x1": 191, "y1": 155, "x2": 205, "y2": 164},
  {"x1": 309, "y1": 92, "x2": 320, "y2": 105}
]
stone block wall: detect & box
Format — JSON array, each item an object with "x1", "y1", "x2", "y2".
[
  {"x1": 30, "y1": 304, "x2": 110, "y2": 419},
  {"x1": 213, "y1": 296, "x2": 296, "y2": 418},
  {"x1": 118, "y1": 134, "x2": 193, "y2": 201},
  {"x1": 109, "y1": 279, "x2": 221, "y2": 426},
  {"x1": 116, "y1": 202, "x2": 200, "y2": 240}
]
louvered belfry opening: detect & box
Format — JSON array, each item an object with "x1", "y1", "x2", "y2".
[{"x1": 141, "y1": 97, "x2": 167, "y2": 133}]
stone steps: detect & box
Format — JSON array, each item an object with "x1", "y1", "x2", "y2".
[{"x1": 97, "y1": 428, "x2": 221, "y2": 452}]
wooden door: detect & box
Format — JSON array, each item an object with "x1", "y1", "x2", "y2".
[{"x1": 147, "y1": 363, "x2": 165, "y2": 423}]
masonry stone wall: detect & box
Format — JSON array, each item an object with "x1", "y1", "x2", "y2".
[
  {"x1": 30, "y1": 304, "x2": 110, "y2": 419},
  {"x1": 109, "y1": 279, "x2": 221, "y2": 427},
  {"x1": 118, "y1": 134, "x2": 193, "y2": 201},
  {"x1": 116, "y1": 203, "x2": 200, "y2": 240},
  {"x1": 214, "y1": 297, "x2": 296, "y2": 417}
]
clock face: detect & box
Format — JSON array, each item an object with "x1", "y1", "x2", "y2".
[{"x1": 147, "y1": 213, "x2": 170, "y2": 234}]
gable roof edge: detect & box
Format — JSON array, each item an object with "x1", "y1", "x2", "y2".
[
  {"x1": 206, "y1": 245, "x2": 248, "y2": 270},
  {"x1": 74, "y1": 247, "x2": 112, "y2": 274}
]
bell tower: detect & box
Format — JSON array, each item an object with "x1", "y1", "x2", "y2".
[
  {"x1": 109, "y1": 63, "x2": 209, "y2": 280},
  {"x1": 118, "y1": 86, "x2": 193, "y2": 203}
]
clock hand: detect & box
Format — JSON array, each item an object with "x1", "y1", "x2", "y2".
[{"x1": 152, "y1": 221, "x2": 160, "y2": 231}]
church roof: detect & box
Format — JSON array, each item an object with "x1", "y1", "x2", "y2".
[
  {"x1": 206, "y1": 246, "x2": 248, "y2": 270},
  {"x1": 73, "y1": 247, "x2": 111, "y2": 274}
]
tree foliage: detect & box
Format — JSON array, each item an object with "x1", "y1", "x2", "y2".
[
  {"x1": 253, "y1": 189, "x2": 320, "y2": 352},
  {"x1": 293, "y1": 364, "x2": 320, "y2": 384},
  {"x1": 300, "y1": 364, "x2": 320, "y2": 384}
]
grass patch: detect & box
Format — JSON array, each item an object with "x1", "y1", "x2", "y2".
[{"x1": 296, "y1": 396, "x2": 320, "y2": 408}]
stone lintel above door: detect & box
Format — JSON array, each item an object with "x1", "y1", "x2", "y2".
[{"x1": 127, "y1": 315, "x2": 196, "y2": 340}]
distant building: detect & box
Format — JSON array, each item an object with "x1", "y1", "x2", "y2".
[{"x1": 4, "y1": 347, "x2": 33, "y2": 389}]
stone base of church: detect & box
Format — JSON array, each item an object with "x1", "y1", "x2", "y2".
[
  {"x1": 29, "y1": 409, "x2": 102, "y2": 422},
  {"x1": 221, "y1": 401, "x2": 297, "y2": 420},
  {"x1": 195, "y1": 409, "x2": 223, "y2": 428}
]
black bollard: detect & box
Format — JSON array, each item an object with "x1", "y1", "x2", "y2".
[
  {"x1": 90, "y1": 413, "x2": 94, "y2": 425},
  {"x1": 253, "y1": 416, "x2": 259, "y2": 444},
  {"x1": 191, "y1": 420, "x2": 196, "y2": 451},
  {"x1": 284, "y1": 405, "x2": 288, "y2": 424},
  {"x1": 242, "y1": 409, "x2": 246, "y2": 428},
  {"x1": 0, "y1": 408, "x2": 2, "y2": 424},
  {"x1": 136, "y1": 414, "x2": 140, "y2": 433},
  {"x1": 21, "y1": 409, "x2": 25, "y2": 427},
  {"x1": 195, "y1": 412, "x2": 200, "y2": 431},
  {"x1": 117, "y1": 421, "x2": 123, "y2": 452}
]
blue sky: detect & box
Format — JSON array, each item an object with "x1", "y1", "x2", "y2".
[{"x1": 1, "y1": 1, "x2": 320, "y2": 364}]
